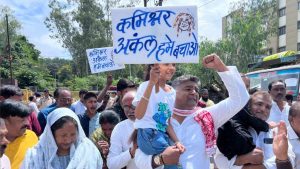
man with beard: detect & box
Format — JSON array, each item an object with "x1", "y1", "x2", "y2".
[
  {"x1": 268, "y1": 80, "x2": 290, "y2": 125},
  {"x1": 134, "y1": 54, "x2": 250, "y2": 169},
  {"x1": 199, "y1": 88, "x2": 215, "y2": 107},
  {"x1": 0, "y1": 118, "x2": 10, "y2": 169},
  {"x1": 0, "y1": 100, "x2": 38, "y2": 169},
  {"x1": 107, "y1": 90, "x2": 139, "y2": 169}
]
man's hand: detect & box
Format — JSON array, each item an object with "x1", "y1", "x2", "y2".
[
  {"x1": 235, "y1": 148, "x2": 264, "y2": 165},
  {"x1": 273, "y1": 121, "x2": 288, "y2": 161},
  {"x1": 106, "y1": 73, "x2": 113, "y2": 86},
  {"x1": 97, "y1": 140, "x2": 110, "y2": 156},
  {"x1": 161, "y1": 146, "x2": 181, "y2": 165},
  {"x1": 202, "y1": 54, "x2": 228, "y2": 72},
  {"x1": 248, "y1": 148, "x2": 264, "y2": 165}
]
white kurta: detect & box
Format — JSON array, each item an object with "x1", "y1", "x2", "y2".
[
  {"x1": 70, "y1": 100, "x2": 86, "y2": 115},
  {"x1": 107, "y1": 119, "x2": 138, "y2": 169},
  {"x1": 268, "y1": 101, "x2": 290, "y2": 125},
  {"x1": 134, "y1": 66, "x2": 250, "y2": 169},
  {"x1": 288, "y1": 125, "x2": 300, "y2": 169},
  {"x1": 215, "y1": 127, "x2": 296, "y2": 169}
]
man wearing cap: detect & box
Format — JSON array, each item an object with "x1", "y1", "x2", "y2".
[
  {"x1": 38, "y1": 89, "x2": 55, "y2": 110},
  {"x1": 112, "y1": 78, "x2": 136, "y2": 121}
]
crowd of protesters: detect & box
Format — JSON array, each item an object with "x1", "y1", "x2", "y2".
[{"x1": 0, "y1": 54, "x2": 300, "y2": 169}]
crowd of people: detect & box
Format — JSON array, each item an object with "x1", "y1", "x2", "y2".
[{"x1": 0, "y1": 54, "x2": 300, "y2": 169}]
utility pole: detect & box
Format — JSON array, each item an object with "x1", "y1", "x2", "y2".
[
  {"x1": 143, "y1": 0, "x2": 164, "y2": 7},
  {"x1": 144, "y1": 0, "x2": 148, "y2": 7},
  {"x1": 157, "y1": 0, "x2": 163, "y2": 6},
  {"x1": 5, "y1": 14, "x2": 13, "y2": 85}
]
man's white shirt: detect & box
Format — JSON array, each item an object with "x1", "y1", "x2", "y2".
[
  {"x1": 268, "y1": 101, "x2": 290, "y2": 125},
  {"x1": 134, "y1": 66, "x2": 250, "y2": 169},
  {"x1": 71, "y1": 100, "x2": 86, "y2": 115},
  {"x1": 288, "y1": 125, "x2": 300, "y2": 169},
  {"x1": 214, "y1": 127, "x2": 296, "y2": 169},
  {"x1": 107, "y1": 119, "x2": 138, "y2": 169}
]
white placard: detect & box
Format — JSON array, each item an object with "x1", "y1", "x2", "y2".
[
  {"x1": 86, "y1": 47, "x2": 125, "y2": 73},
  {"x1": 112, "y1": 6, "x2": 199, "y2": 64}
]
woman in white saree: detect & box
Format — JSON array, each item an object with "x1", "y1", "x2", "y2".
[{"x1": 21, "y1": 108, "x2": 103, "y2": 169}]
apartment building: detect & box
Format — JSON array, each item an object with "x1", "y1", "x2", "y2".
[{"x1": 222, "y1": 0, "x2": 300, "y2": 54}]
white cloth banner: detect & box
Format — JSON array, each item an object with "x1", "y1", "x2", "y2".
[
  {"x1": 86, "y1": 47, "x2": 125, "y2": 73},
  {"x1": 112, "y1": 6, "x2": 199, "y2": 64}
]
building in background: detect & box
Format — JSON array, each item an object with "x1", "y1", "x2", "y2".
[{"x1": 222, "y1": 0, "x2": 300, "y2": 54}]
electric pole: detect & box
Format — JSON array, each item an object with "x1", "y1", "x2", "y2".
[{"x1": 5, "y1": 14, "x2": 13, "y2": 85}]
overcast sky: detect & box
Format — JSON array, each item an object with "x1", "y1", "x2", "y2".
[{"x1": 1, "y1": 0, "x2": 240, "y2": 59}]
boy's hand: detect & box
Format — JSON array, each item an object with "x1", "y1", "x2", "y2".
[
  {"x1": 202, "y1": 54, "x2": 228, "y2": 72},
  {"x1": 175, "y1": 142, "x2": 185, "y2": 153}
]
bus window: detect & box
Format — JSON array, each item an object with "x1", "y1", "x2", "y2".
[{"x1": 247, "y1": 69, "x2": 300, "y2": 97}]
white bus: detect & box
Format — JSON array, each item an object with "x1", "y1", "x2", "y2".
[{"x1": 246, "y1": 64, "x2": 300, "y2": 97}]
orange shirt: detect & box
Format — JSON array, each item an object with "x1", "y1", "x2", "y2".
[{"x1": 5, "y1": 130, "x2": 38, "y2": 169}]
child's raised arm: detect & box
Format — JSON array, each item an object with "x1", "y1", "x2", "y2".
[{"x1": 135, "y1": 64, "x2": 160, "y2": 119}]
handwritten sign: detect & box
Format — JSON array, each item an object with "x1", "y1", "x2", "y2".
[
  {"x1": 86, "y1": 47, "x2": 125, "y2": 73},
  {"x1": 112, "y1": 6, "x2": 199, "y2": 64}
]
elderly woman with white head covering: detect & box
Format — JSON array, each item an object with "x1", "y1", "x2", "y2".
[{"x1": 21, "y1": 108, "x2": 103, "y2": 169}]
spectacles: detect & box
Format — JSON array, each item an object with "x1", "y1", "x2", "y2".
[
  {"x1": 123, "y1": 104, "x2": 136, "y2": 112},
  {"x1": 59, "y1": 98, "x2": 72, "y2": 102}
]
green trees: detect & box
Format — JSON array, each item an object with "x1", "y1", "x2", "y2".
[
  {"x1": 45, "y1": 0, "x2": 141, "y2": 76},
  {"x1": 0, "y1": 6, "x2": 54, "y2": 89},
  {"x1": 45, "y1": 0, "x2": 110, "y2": 76},
  {"x1": 222, "y1": 0, "x2": 277, "y2": 72},
  {"x1": 0, "y1": 0, "x2": 278, "y2": 93},
  {"x1": 174, "y1": 0, "x2": 277, "y2": 98}
]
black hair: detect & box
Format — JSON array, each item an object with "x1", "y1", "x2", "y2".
[
  {"x1": 172, "y1": 75, "x2": 200, "y2": 89},
  {"x1": 53, "y1": 87, "x2": 70, "y2": 99},
  {"x1": 200, "y1": 88, "x2": 208, "y2": 94},
  {"x1": 268, "y1": 80, "x2": 286, "y2": 91},
  {"x1": 104, "y1": 94, "x2": 110, "y2": 101},
  {"x1": 83, "y1": 92, "x2": 97, "y2": 101},
  {"x1": 79, "y1": 89, "x2": 88, "y2": 96},
  {"x1": 29, "y1": 96, "x2": 34, "y2": 101},
  {"x1": 144, "y1": 64, "x2": 154, "y2": 81},
  {"x1": 249, "y1": 91, "x2": 272, "y2": 108},
  {"x1": 99, "y1": 110, "x2": 120, "y2": 125},
  {"x1": 0, "y1": 99, "x2": 31, "y2": 118},
  {"x1": 289, "y1": 102, "x2": 300, "y2": 118},
  {"x1": 34, "y1": 92, "x2": 41, "y2": 97},
  {"x1": 51, "y1": 116, "x2": 78, "y2": 135},
  {"x1": 0, "y1": 85, "x2": 22, "y2": 99},
  {"x1": 286, "y1": 94, "x2": 293, "y2": 102}
]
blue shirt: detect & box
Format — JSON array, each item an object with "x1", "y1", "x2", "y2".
[
  {"x1": 38, "y1": 103, "x2": 57, "y2": 132},
  {"x1": 78, "y1": 112, "x2": 100, "y2": 137}
]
